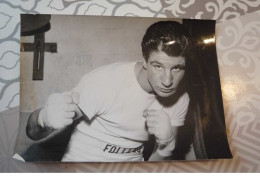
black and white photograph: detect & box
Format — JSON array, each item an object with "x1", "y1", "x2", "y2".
[{"x1": 14, "y1": 14, "x2": 232, "y2": 162}]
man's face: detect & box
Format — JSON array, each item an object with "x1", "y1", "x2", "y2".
[{"x1": 143, "y1": 50, "x2": 185, "y2": 98}]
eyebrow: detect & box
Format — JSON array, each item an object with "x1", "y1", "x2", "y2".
[
  {"x1": 150, "y1": 61, "x2": 163, "y2": 65},
  {"x1": 150, "y1": 61, "x2": 186, "y2": 68}
]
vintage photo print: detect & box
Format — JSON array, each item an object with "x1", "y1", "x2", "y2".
[{"x1": 15, "y1": 14, "x2": 232, "y2": 162}]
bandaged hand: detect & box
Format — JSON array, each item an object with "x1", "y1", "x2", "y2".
[
  {"x1": 38, "y1": 92, "x2": 81, "y2": 129},
  {"x1": 143, "y1": 110, "x2": 174, "y2": 146}
]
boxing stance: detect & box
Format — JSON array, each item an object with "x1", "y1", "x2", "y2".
[{"x1": 26, "y1": 21, "x2": 190, "y2": 162}]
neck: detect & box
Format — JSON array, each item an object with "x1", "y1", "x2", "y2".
[{"x1": 135, "y1": 62, "x2": 153, "y2": 94}]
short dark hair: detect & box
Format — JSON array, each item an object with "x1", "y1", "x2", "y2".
[{"x1": 141, "y1": 21, "x2": 189, "y2": 61}]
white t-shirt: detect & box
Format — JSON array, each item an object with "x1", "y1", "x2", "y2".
[{"x1": 62, "y1": 62, "x2": 189, "y2": 162}]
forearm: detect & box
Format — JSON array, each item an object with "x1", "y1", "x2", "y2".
[
  {"x1": 26, "y1": 109, "x2": 55, "y2": 141},
  {"x1": 149, "y1": 149, "x2": 168, "y2": 161},
  {"x1": 148, "y1": 139, "x2": 176, "y2": 161},
  {"x1": 148, "y1": 128, "x2": 177, "y2": 161}
]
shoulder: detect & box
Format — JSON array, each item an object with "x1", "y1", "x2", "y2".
[
  {"x1": 163, "y1": 92, "x2": 190, "y2": 116},
  {"x1": 174, "y1": 92, "x2": 190, "y2": 110},
  {"x1": 165, "y1": 92, "x2": 190, "y2": 126},
  {"x1": 178, "y1": 92, "x2": 190, "y2": 105}
]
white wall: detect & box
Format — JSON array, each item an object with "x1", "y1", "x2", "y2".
[{"x1": 20, "y1": 15, "x2": 181, "y2": 112}]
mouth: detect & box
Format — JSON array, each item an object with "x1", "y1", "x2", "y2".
[{"x1": 159, "y1": 88, "x2": 175, "y2": 93}]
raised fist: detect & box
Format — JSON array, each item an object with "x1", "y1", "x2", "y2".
[{"x1": 38, "y1": 92, "x2": 81, "y2": 129}]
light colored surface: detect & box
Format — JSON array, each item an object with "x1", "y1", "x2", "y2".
[
  {"x1": 19, "y1": 16, "x2": 181, "y2": 112},
  {"x1": 0, "y1": 0, "x2": 260, "y2": 172}
]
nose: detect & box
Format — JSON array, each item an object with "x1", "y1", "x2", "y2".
[{"x1": 161, "y1": 70, "x2": 173, "y2": 88}]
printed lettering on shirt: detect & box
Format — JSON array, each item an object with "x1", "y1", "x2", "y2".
[{"x1": 103, "y1": 144, "x2": 144, "y2": 154}]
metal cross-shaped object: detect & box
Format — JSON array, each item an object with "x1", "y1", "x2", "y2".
[
  {"x1": 21, "y1": 33, "x2": 57, "y2": 80},
  {"x1": 20, "y1": 14, "x2": 57, "y2": 80}
]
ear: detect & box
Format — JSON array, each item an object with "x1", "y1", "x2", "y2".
[{"x1": 142, "y1": 58, "x2": 147, "y2": 70}]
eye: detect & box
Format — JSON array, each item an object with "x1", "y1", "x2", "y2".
[
  {"x1": 154, "y1": 65, "x2": 163, "y2": 70},
  {"x1": 172, "y1": 65, "x2": 185, "y2": 72},
  {"x1": 172, "y1": 67, "x2": 181, "y2": 72}
]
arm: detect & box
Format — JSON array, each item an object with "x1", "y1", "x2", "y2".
[
  {"x1": 149, "y1": 126, "x2": 178, "y2": 161},
  {"x1": 26, "y1": 92, "x2": 82, "y2": 141},
  {"x1": 26, "y1": 109, "x2": 55, "y2": 141},
  {"x1": 147, "y1": 93, "x2": 190, "y2": 161},
  {"x1": 143, "y1": 109, "x2": 179, "y2": 161}
]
